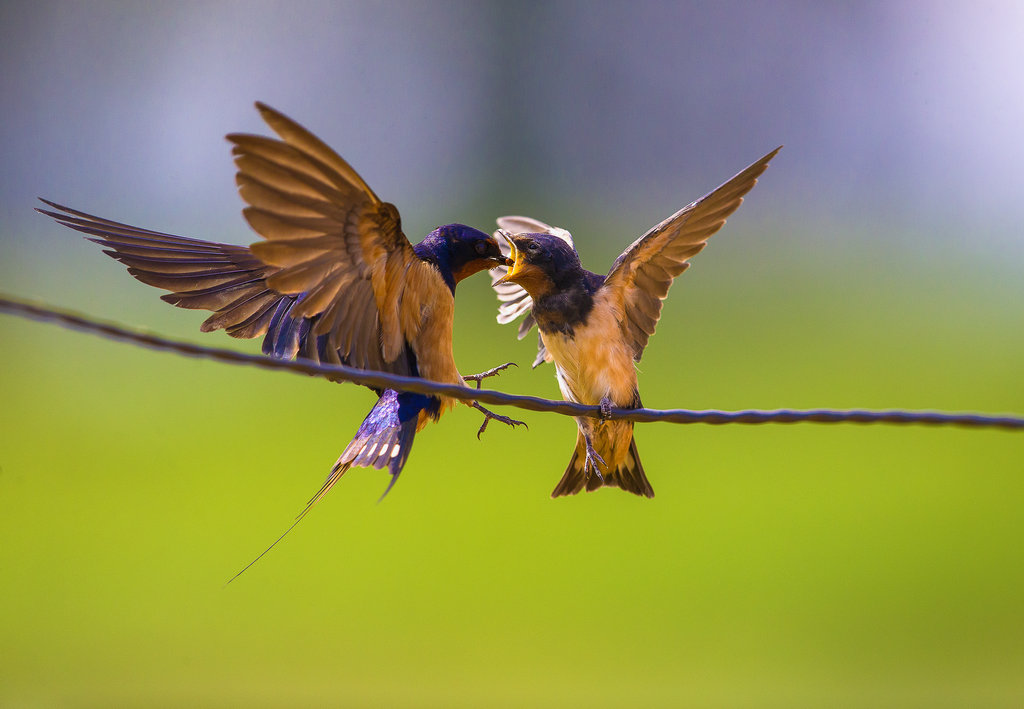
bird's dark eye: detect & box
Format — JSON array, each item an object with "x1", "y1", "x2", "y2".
[
  {"x1": 527, "y1": 242, "x2": 539, "y2": 252},
  {"x1": 474, "y1": 241, "x2": 488, "y2": 255}
]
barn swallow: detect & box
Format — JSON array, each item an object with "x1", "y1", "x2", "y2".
[
  {"x1": 492, "y1": 147, "x2": 780, "y2": 498},
  {"x1": 38, "y1": 102, "x2": 522, "y2": 513}
]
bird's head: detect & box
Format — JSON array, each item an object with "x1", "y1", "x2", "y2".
[
  {"x1": 494, "y1": 231, "x2": 582, "y2": 298},
  {"x1": 428, "y1": 224, "x2": 507, "y2": 284}
]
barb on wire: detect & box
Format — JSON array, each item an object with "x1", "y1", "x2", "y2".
[{"x1": 2, "y1": 294, "x2": 1023, "y2": 431}]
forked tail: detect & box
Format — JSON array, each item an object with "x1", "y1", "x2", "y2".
[
  {"x1": 551, "y1": 433, "x2": 654, "y2": 499},
  {"x1": 227, "y1": 389, "x2": 438, "y2": 583},
  {"x1": 309, "y1": 388, "x2": 439, "y2": 506}
]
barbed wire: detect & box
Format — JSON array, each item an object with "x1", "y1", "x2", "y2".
[{"x1": 2, "y1": 293, "x2": 1023, "y2": 430}]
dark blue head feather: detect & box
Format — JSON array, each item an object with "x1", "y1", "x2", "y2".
[{"x1": 414, "y1": 224, "x2": 503, "y2": 293}]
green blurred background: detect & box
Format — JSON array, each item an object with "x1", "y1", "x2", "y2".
[{"x1": 2, "y1": 2, "x2": 1023, "y2": 706}]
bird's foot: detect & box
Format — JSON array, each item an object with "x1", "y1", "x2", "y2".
[
  {"x1": 464, "y1": 361, "x2": 518, "y2": 389},
  {"x1": 471, "y1": 401, "x2": 528, "y2": 439},
  {"x1": 583, "y1": 434, "x2": 606, "y2": 482},
  {"x1": 599, "y1": 397, "x2": 614, "y2": 420}
]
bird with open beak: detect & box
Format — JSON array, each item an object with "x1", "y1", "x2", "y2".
[
  {"x1": 39, "y1": 102, "x2": 522, "y2": 516},
  {"x1": 492, "y1": 147, "x2": 780, "y2": 498}
]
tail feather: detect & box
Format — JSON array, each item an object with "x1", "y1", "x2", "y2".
[
  {"x1": 309, "y1": 388, "x2": 436, "y2": 507},
  {"x1": 552, "y1": 434, "x2": 654, "y2": 499},
  {"x1": 226, "y1": 389, "x2": 437, "y2": 583}
]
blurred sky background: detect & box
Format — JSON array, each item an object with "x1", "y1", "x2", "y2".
[
  {"x1": 2, "y1": 1, "x2": 1023, "y2": 707},
  {"x1": 4, "y1": 1, "x2": 1024, "y2": 258}
]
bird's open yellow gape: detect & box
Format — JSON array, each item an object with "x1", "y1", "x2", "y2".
[{"x1": 495, "y1": 230, "x2": 521, "y2": 279}]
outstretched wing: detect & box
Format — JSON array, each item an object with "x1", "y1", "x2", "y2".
[
  {"x1": 39, "y1": 103, "x2": 445, "y2": 378},
  {"x1": 490, "y1": 216, "x2": 574, "y2": 367},
  {"x1": 602, "y1": 147, "x2": 780, "y2": 361},
  {"x1": 228, "y1": 102, "x2": 443, "y2": 373},
  {"x1": 36, "y1": 199, "x2": 289, "y2": 339}
]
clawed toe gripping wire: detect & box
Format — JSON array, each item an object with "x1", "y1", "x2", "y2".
[{"x1": 464, "y1": 361, "x2": 517, "y2": 388}]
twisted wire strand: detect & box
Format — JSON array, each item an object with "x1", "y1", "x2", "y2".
[{"x1": 2, "y1": 294, "x2": 1023, "y2": 430}]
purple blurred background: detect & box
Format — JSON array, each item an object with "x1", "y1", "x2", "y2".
[{"x1": 3, "y1": 1, "x2": 1024, "y2": 257}]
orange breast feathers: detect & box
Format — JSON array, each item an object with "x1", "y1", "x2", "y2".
[
  {"x1": 402, "y1": 267, "x2": 465, "y2": 415},
  {"x1": 541, "y1": 291, "x2": 638, "y2": 407}
]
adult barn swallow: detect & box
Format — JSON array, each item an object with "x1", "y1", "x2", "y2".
[
  {"x1": 39, "y1": 102, "x2": 519, "y2": 508},
  {"x1": 492, "y1": 148, "x2": 780, "y2": 498}
]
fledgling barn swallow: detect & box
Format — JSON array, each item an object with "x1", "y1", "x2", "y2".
[
  {"x1": 38, "y1": 102, "x2": 522, "y2": 512},
  {"x1": 492, "y1": 147, "x2": 780, "y2": 498}
]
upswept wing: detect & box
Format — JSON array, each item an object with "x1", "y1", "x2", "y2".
[
  {"x1": 602, "y1": 147, "x2": 780, "y2": 361},
  {"x1": 228, "y1": 102, "x2": 440, "y2": 372},
  {"x1": 40, "y1": 103, "x2": 443, "y2": 378},
  {"x1": 490, "y1": 216, "x2": 574, "y2": 367}
]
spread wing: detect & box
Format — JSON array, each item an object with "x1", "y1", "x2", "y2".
[
  {"x1": 38, "y1": 102, "x2": 443, "y2": 378},
  {"x1": 490, "y1": 216, "x2": 574, "y2": 367},
  {"x1": 602, "y1": 147, "x2": 781, "y2": 361}
]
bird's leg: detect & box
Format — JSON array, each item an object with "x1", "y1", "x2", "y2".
[
  {"x1": 582, "y1": 431, "x2": 606, "y2": 482},
  {"x1": 470, "y1": 401, "x2": 528, "y2": 440},
  {"x1": 463, "y1": 361, "x2": 518, "y2": 389},
  {"x1": 599, "y1": 397, "x2": 614, "y2": 420},
  {"x1": 464, "y1": 362, "x2": 525, "y2": 438}
]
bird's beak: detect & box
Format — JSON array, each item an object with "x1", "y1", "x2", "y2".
[
  {"x1": 494, "y1": 232, "x2": 523, "y2": 285},
  {"x1": 486, "y1": 237, "x2": 508, "y2": 268}
]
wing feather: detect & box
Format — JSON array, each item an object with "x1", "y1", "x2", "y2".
[
  {"x1": 602, "y1": 147, "x2": 780, "y2": 360},
  {"x1": 37, "y1": 201, "x2": 285, "y2": 332},
  {"x1": 228, "y1": 103, "x2": 439, "y2": 374},
  {"x1": 253, "y1": 101, "x2": 382, "y2": 202},
  {"x1": 38, "y1": 103, "x2": 446, "y2": 378},
  {"x1": 489, "y1": 215, "x2": 575, "y2": 367}
]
